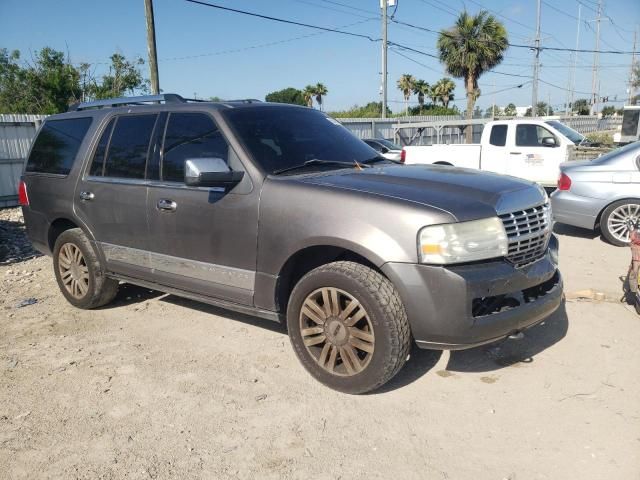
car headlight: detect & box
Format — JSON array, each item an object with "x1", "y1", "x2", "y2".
[{"x1": 418, "y1": 217, "x2": 509, "y2": 264}]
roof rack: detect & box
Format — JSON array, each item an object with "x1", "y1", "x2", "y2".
[
  {"x1": 222, "y1": 99, "x2": 262, "y2": 104},
  {"x1": 68, "y1": 93, "x2": 190, "y2": 112}
]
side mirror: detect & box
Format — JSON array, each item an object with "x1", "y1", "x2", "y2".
[
  {"x1": 541, "y1": 136, "x2": 557, "y2": 147},
  {"x1": 184, "y1": 157, "x2": 244, "y2": 188}
]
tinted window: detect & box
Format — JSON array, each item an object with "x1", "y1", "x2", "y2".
[
  {"x1": 545, "y1": 120, "x2": 584, "y2": 144},
  {"x1": 489, "y1": 125, "x2": 507, "y2": 146},
  {"x1": 223, "y1": 107, "x2": 378, "y2": 174},
  {"x1": 622, "y1": 110, "x2": 640, "y2": 136},
  {"x1": 89, "y1": 118, "x2": 115, "y2": 176},
  {"x1": 515, "y1": 124, "x2": 556, "y2": 147},
  {"x1": 378, "y1": 139, "x2": 402, "y2": 150},
  {"x1": 365, "y1": 140, "x2": 383, "y2": 152},
  {"x1": 104, "y1": 115, "x2": 157, "y2": 179},
  {"x1": 26, "y1": 118, "x2": 92, "y2": 175},
  {"x1": 162, "y1": 113, "x2": 228, "y2": 182}
]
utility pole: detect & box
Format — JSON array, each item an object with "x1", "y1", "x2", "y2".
[
  {"x1": 381, "y1": 0, "x2": 388, "y2": 118},
  {"x1": 531, "y1": 0, "x2": 542, "y2": 115},
  {"x1": 629, "y1": 29, "x2": 637, "y2": 105},
  {"x1": 567, "y1": 3, "x2": 581, "y2": 115},
  {"x1": 144, "y1": 0, "x2": 160, "y2": 95},
  {"x1": 590, "y1": 0, "x2": 602, "y2": 115}
]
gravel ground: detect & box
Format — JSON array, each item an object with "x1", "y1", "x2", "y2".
[{"x1": 1, "y1": 208, "x2": 639, "y2": 479}]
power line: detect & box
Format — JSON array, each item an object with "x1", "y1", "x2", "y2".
[
  {"x1": 184, "y1": 0, "x2": 380, "y2": 42},
  {"x1": 389, "y1": 18, "x2": 637, "y2": 54}
]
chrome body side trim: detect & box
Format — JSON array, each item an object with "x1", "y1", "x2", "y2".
[{"x1": 100, "y1": 242, "x2": 255, "y2": 291}]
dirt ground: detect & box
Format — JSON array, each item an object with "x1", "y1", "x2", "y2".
[{"x1": 1, "y1": 208, "x2": 639, "y2": 480}]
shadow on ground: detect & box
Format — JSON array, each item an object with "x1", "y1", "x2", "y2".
[
  {"x1": 0, "y1": 219, "x2": 42, "y2": 266},
  {"x1": 446, "y1": 300, "x2": 569, "y2": 373},
  {"x1": 553, "y1": 222, "x2": 600, "y2": 241},
  {"x1": 161, "y1": 294, "x2": 287, "y2": 335}
]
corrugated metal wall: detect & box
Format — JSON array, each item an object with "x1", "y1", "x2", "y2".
[{"x1": 0, "y1": 115, "x2": 45, "y2": 207}]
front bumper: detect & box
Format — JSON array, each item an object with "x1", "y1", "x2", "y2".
[{"x1": 382, "y1": 236, "x2": 563, "y2": 350}]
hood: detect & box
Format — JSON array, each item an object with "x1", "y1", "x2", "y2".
[{"x1": 297, "y1": 164, "x2": 545, "y2": 222}]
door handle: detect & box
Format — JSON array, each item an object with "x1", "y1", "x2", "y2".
[
  {"x1": 157, "y1": 199, "x2": 177, "y2": 212},
  {"x1": 79, "y1": 191, "x2": 94, "y2": 201},
  {"x1": 509, "y1": 152, "x2": 522, "y2": 155}
]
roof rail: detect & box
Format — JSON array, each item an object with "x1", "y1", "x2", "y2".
[
  {"x1": 68, "y1": 93, "x2": 187, "y2": 112},
  {"x1": 222, "y1": 99, "x2": 262, "y2": 104}
]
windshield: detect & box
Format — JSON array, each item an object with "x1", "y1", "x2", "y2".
[
  {"x1": 223, "y1": 106, "x2": 379, "y2": 174},
  {"x1": 590, "y1": 140, "x2": 640, "y2": 164},
  {"x1": 377, "y1": 139, "x2": 402, "y2": 150},
  {"x1": 545, "y1": 120, "x2": 585, "y2": 144}
]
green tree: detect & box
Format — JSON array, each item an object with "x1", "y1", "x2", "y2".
[
  {"x1": 600, "y1": 105, "x2": 616, "y2": 117},
  {"x1": 438, "y1": 10, "x2": 508, "y2": 142},
  {"x1": 503, "y1": 102, "x2": 517, "y2": 116},
  {"x1": 0, "y1": 47, "x2": 81, "y2": 114},
  {"x1": 525, "y1": 102, "x2": 552, "y2": 116},
  {"x1": 329, "y1": 102, "x2": 392, "y2": 118},
  {"x1": 87, "y1": 54, "x2": 147, "y2": 100},
  {"x1": 485, "y1": 105, "x2": 502, "y2": 117},
  {"x1": 572, "y1": 98, "x2": 590, "y2": 115},
  {"x1": 302, "y1": 85, "x2": 315, "y2": 107},
  {"x1": 412, "y1": 79, "x2": 430, "y2": 113},
  {"x1": 314, "y1": 82, "x2": 328, "y2": 111},
  {"x1": 432, "y1": 77, "x2": 456, "y2": 108},
  {"x1": 265, "y1": 87, "x2": 305, "y2": 106},
  {"x1": 397, "y1": 74, "x2": 416, "y2": 115}
]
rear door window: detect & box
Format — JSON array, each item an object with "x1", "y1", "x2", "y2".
[
  {"x1": 26, "y1": 117, "x2": 92, "y2": 175},
  {"x1": 89, "y1": 118, "x2": 115, "y2": 176},
  {"x1": 489, "y1": 125, "x2": 507, "y2": 146},
  {"x1": 103, "y1": 115, "x2": 158, "y2": 179},
  {"x1": 161, "y1": 113, "x2": 229, "y2": 183}
]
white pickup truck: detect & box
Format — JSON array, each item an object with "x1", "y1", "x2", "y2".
[{"x1": 402, "y1": 119, "x2": 576, "y2": 187}]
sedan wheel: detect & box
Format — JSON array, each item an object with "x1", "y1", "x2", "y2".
[{"x1": 602, "y1": 201, "x2": 640, "y2": 246}]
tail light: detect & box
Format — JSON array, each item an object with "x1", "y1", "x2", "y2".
[
  {"x1": 400, "y1": 148, "x2": 406, "y2": 163},
  {"x1": 18, "y1": 180, "x2": 29, "y2": 206},
  {"x1": 557, "y1": 172, "x2": 571, "y2": 191}
]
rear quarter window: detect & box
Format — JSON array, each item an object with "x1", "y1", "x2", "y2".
[{"x1": 26, "y1": 117, "x2": 92, "y2": 175}]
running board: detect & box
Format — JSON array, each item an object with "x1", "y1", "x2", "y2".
[{"x1": 108, "y1": 273, "x2": 283, "y2": 323}]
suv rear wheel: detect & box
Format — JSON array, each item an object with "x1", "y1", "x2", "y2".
[
  {"x1": 53, "y1": 228, "x2": 119, "y2": 309},
  {"x1": 287, "y1": 261, "x2": 411, "y2": 394}
]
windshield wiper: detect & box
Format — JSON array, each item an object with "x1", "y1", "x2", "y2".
[{"x1": 273, "y1": 159, "x2": 369, "y2": 175}]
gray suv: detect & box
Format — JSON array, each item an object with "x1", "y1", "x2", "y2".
[{"x1": 20, "y1": 94, "x2": 562, "y2": 393}]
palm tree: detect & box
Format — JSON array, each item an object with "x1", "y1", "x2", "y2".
[
  {"x1": 303, "y1": 85, "x2": 315, "y2": 108},
  {"x1": 314, "y1": 83, "x2": 328, "y2": 111},
  {"x1": 412, "y1": 79, "x2": 430, "y2": 114},
  {"x1": 433, "y1": 77, "x2": 456, "y2": 108},
  {"x1": 397, "y1": 74, "x2": 416, "y2": 115},
  {"x1": 437, "y1": 11, "x2": 508, "y2": 142}
]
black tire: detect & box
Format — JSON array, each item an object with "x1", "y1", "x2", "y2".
[
  {"x1": 601, "y1": 200, "x2": 640, "y2": 246},
  {"x1": 287, "y1": 261, "x2": 411, "y2": 394},
  {"x1": 53, "y1": 228, "x2": 118, "y2": 309}
]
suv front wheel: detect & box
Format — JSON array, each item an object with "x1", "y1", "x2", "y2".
[
  {"x1": 287, "y1": 261, "x2": 411, "y2": 394},
  {"x1": 53, "y1": 228, "x2": 119, "y2": 309}
]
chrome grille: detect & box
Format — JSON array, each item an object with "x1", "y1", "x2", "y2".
[{"x1": 499, "y1": 203, "x2": 551, "y2": 268}]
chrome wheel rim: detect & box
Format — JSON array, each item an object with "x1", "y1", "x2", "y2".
[
  {"x1": 299, "y1": 287, "x2": 375, "y2": 377},
  {"x1": 58, "y1": 243, "x2": 89, "y2": 299},
  {"x1": 608, "y1": 203, "x2": 640, "y2": 243}
]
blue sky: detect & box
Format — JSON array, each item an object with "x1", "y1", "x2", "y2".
[{"x1": 1, "y1": 0, "x2": 639, "y2": 113}]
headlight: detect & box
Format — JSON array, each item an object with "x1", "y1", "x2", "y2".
[{"x1": 418, "y1": 217, "x2": 509, "y2": 264}]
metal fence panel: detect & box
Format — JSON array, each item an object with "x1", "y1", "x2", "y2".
[{"x1": 0, "y1": 114, "x2": 46, "y2": 207}]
